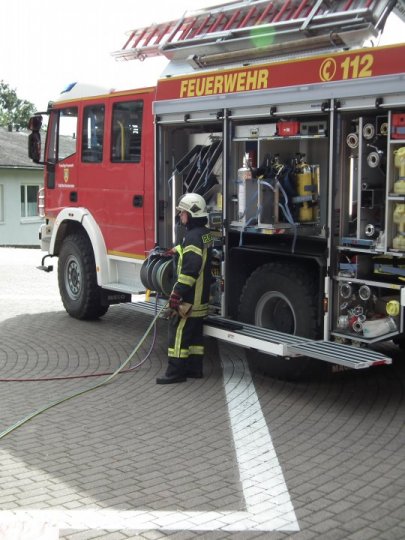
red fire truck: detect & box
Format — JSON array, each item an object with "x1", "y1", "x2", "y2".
[{"x1": 30, "y1": 0, "x2": 405, "y2": 378}]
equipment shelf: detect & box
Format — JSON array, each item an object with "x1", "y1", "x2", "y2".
[{"x1": 331, "y1": 329, "x2": 399, "y2": 344}]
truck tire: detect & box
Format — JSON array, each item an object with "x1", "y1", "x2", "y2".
[
  {"x1": 238, "y1": 262, "x2": 320, "y2": 380},
  {"x1": 58, "y1": 233, "x2": 109, "y2": 320}
]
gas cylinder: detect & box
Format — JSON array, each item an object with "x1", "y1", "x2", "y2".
[
  {"x1": 394, "y1": 147, "x2": 405, "y2": 194},
  {"x1": 295, "y1": 154, "x2": 313, "y2": 222},
  {"x1": 311, "y1": 164, "x2": 320, "y2": 222},
  {"x1": 237, "y1": 153, "x2": 253, "y2": 222},
  {"x1": 392, "y1": 203, "x2": 405, "y2": 250}
]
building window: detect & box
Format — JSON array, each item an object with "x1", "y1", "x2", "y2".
[
  {"x1": 21, "y1": 184, "x2": 40, "y2": 219},
  {"x1": 82, "y1": 104, "x2": 105, "y2": 163},
  {"x1": 111, "y1": 101, "x2": 143, "y2": 163}
]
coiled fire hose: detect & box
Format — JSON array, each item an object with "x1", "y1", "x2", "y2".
[{"x1": 0, "y1": 301, "x2": 167, "y2": 440}]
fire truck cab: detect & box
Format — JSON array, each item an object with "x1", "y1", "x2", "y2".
[
  {"x1": 32, "y1": 0, "x2": 405, "y2": 377},
  {"x1": 34, "y1": 83, "x2": 155, "y2": 318}
]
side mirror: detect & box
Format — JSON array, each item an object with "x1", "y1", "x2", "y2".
[{"x1": 28, "y1": 115, "x2": 43, "y2": 163}]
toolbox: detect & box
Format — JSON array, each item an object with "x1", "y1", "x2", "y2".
[{"x1": 277, "y1": 121, "x2": 300, "y2": 136}]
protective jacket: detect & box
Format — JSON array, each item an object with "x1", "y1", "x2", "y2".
[{"x1": 173, "y1": 223, "x2": 213, "y2": 318}]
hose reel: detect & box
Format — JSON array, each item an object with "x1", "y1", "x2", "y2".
[{"x1": 141, "y1": 253, "x2": 176, "y2": 296}]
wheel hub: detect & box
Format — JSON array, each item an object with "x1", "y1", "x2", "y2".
[
  {"x1": 255, "y1": 291, "x2": 296, "y2": 334},
  {"x1": 66, "y1": 256, "x2": 81, "y2": 299}
]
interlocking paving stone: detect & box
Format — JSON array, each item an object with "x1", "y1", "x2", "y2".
[{"x1": 1, "y1": 248, "x2": 405, "y2": 539}]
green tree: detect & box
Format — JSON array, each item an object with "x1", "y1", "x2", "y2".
[{"x1": 0, "y1": 80, "x2": 36, "y2": 130}]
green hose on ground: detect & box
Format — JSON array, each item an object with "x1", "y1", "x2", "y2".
[{"x1": 0, "y1": 303, "x2": 166, "y2": 440}]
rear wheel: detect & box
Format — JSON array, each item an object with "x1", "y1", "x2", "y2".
[
  {"x1": 58, "y1": 233, "x2": 109, "y2": 320},
  {"x1": 238, "y1": 262, "x2": 321, "y2": 379}
]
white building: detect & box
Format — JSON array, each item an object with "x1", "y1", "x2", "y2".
[{"x1": 0, "y1": 127, "x2": 44, "y2": 246}]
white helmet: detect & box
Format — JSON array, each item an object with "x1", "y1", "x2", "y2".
[{"x1": 176, "y1": 193, "x2": 208, "y2": 218}]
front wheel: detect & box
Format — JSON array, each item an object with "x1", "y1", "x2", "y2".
[
  {"x1": 238, "y1": 262, "x2": 321, "y2": 379},
  {"x1": 58, "y1": 233, "x2": 109, "y2": 320}
]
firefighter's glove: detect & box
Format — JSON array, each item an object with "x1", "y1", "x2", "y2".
[
  {"x1": 169, "y1": 292, "x2": 182, "y2": 311},
  {"x1": 178, "y1": 302, "x2": 193, "y2": 319}
]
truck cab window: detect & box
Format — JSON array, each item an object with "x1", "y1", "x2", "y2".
[
  {"x1": 48, "y1": 107, "x2": 78, "y2": 162},
  {"x1": 111, "y1": 101, "x2": 143, "y2": 163},
  {"x1": 82, "y1": 105, "x2": 105, "y2": 163}
]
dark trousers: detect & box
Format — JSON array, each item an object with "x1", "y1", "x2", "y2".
[{"x1": 167, "y1": 316, "x2": 204, "y2": 376}]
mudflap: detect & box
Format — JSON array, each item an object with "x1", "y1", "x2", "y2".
[{"x1": 100, "y1": 289, "x2": 131, "y2": 306}]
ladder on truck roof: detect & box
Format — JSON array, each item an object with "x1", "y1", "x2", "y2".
[{"x1": 113, "y1": 0, "x2": 401, "y2": 67}]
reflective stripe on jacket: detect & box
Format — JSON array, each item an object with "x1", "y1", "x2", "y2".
[{"x1": 173, "y1": 226, "x2": 212, "y2": 317}]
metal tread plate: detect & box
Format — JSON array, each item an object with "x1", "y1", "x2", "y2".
[
  {"x1": 204, "y1": 316, "x2": 312, "y2": 345},
  {"x1": 286, "y1": 340, "x2": 392, "y2": 369},
  {"x1": 127, "y1": 302, "x2": 393, "y2": 369},
  {"x1": 127, "y1": 299, "x2": 167, "y2": 316}
]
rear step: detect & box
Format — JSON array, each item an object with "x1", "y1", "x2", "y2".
[
  {"x1": 127, "y1": 301, "x2": 392, "y2": 370},
  {"x1": 204, "y1": 316, "x2": 392, "y2": 369},
  {"x1": 285, "y1": 341, "x2": 391, "y2": 369}
]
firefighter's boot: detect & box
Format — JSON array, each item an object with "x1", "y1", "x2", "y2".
[
  {"x1": 186, "y1": 355, "x2": 203, "y2": 378},
  {"x1": 156, "y1": 357, "x2": 187, "y2": 384}
]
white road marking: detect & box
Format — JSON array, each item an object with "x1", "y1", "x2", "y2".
[
  {"x1": 0, "y1": 343, "x2": 299, "y2": 533},
  {"x1": 220, "y1": 342, "x2": 299, "y2": 531}
]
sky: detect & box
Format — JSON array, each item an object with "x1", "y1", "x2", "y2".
[{"x1": 1, "y1": 0, "x2": 404, "y2": 112}]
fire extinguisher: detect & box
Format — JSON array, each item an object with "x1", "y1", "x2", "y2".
[{"x1": 237, "y1": 153, "x2": 253, "y2": 222}]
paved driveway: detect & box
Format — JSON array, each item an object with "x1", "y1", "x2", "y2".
[{"x1": 0, "y1": 247, "x2": 404, "y2": 539}]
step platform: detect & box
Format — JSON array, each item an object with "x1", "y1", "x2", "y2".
[{"x1": 127, "y1": 300, "x2": 392, "y2": 370}]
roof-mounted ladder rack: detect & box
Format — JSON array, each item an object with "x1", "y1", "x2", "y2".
[{"x1": 113, "y1": 0, "x2": 400, "y2": 65}]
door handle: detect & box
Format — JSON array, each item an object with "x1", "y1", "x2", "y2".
[
  {"x1": 46, "y1": 162, "x2": 55, "y2": 189},
  {"x1": 133, "y1": 195, "x2": 143, "y2": 208}
]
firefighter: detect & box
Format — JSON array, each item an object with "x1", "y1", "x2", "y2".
[{"x1": 156, "y1": 193, "x2": 213, "y2": 384}]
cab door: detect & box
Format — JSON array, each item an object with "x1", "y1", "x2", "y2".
[
  {"x1": 44, "y1": 107, "x2": 79, "y2": 216},
  {"x1": 102, "y1": 95, "x2": 146, "y2": 257},
  {"x1": 78, "y1": 91, "x2": 154, "y2": 259}
]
